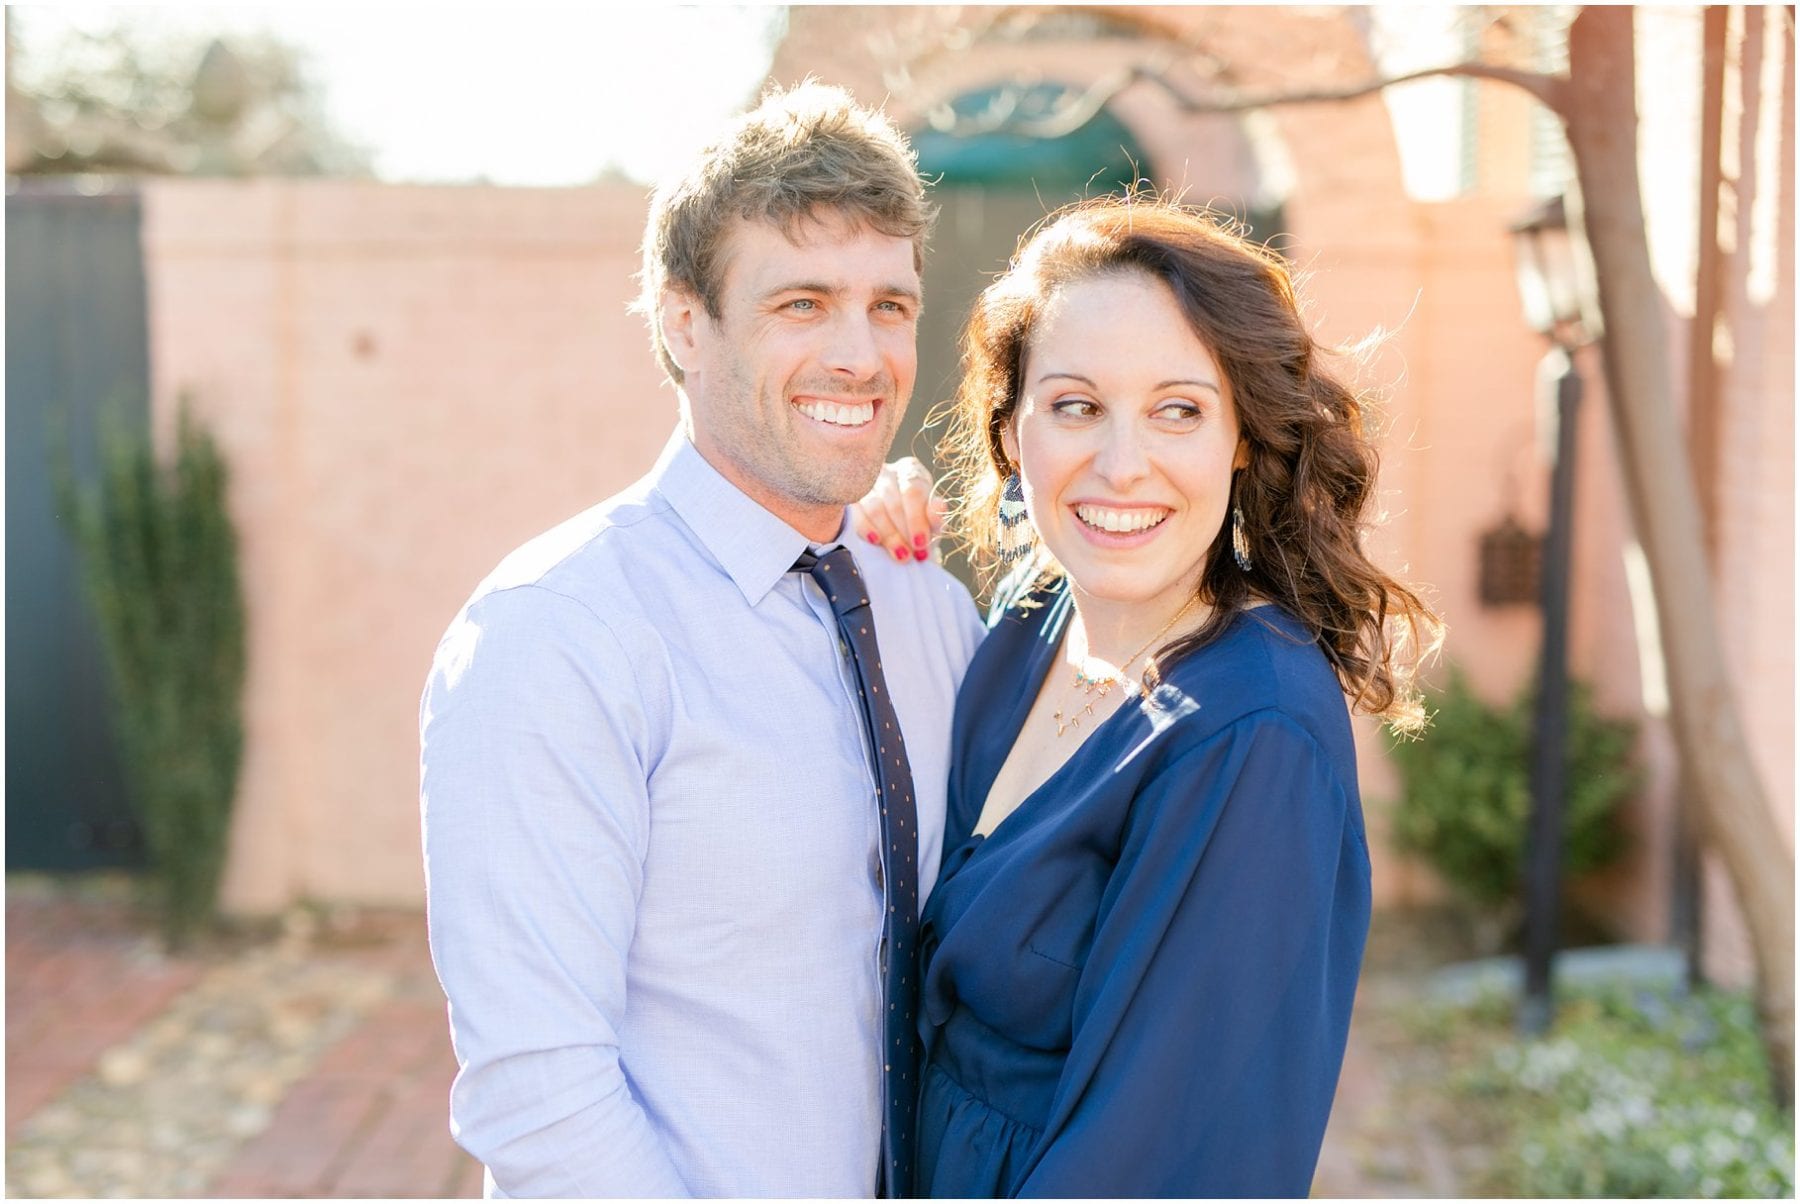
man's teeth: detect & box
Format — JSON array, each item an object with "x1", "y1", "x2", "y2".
[
  {"x1": 1076, "y1": 505, "x2": 1170, "y2": 534},
  {"x1": 796, "y1": 400, "x2": 875, "y2": 427}
]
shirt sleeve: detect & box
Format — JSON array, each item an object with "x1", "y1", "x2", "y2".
[
  {"x1": 1011, "y1": 712, "x2": 1371, "y2": 1198},
  {"x1": 420, "y1": 585, "x2": 690, "y2": 1198}
]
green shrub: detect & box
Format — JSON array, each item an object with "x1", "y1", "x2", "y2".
[
  {"x1": 1426, "y1": 985, "x2": 1794, "y2": 1197},
  {"x1": 1388, "y1": 667, "x2": 1637, "y2": 910},
  {"x1": 64, "y1": 401, "x2": 246, "y2": 949}
]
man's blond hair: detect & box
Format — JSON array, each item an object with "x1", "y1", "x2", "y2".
[{"x1": 636, "y1": 81, "x2": 934, "y2": 385}]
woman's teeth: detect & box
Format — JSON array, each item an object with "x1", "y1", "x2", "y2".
[
  {"x1": 796, "y1": 400, "x2": 875, "y2": 427},
  {"x1": 1075, "y1": 505, "x2": 1169, "y2": 534}
]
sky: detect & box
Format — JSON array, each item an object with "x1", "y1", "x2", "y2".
[
  {"x1": 10, "y1": 4, "x2": 1545, "y2": 208},
  {"x1": 9, "y1": 5, "x2": 789, "y2": 185}
]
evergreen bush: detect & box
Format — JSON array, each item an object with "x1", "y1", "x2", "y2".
[
  {"x1": 64, "y1": 400, "x2": 246, "y2": 948},
  {"x1": 1388, "y1": 666, "x2": 1636, "y2": 912}
]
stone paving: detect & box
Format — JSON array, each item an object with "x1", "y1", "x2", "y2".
[
  {"x1": 6, "y1": 876, "x2": 479, "y2": 1199},
  {"x1": 5, "y1": 875, "x2": 1456, "y2": 1199},
  {"x1": 7, "y1": 880, "x2": 205, "y2": 1143}
]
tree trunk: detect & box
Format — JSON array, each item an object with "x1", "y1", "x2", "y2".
[{"x1": 1561, "y1": 7, "x2": 1794, "y2": 1107}]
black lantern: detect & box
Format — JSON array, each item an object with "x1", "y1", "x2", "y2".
[{"x1": 1509, "y1": 195, "x2": 1597, "y2": 352}]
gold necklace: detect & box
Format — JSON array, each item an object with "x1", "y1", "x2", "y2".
[{"x1": 1052, "y1": 597, "x2": 1199, "y2": 737}]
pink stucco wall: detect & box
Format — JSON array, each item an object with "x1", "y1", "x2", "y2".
[{"x1": 141, "y1": 181, "x2": 674, "y2": 909}]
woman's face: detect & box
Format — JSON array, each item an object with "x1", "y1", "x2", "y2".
[{"x1": 1007, "y1": 271, "x2": 1247, "y2": 613}]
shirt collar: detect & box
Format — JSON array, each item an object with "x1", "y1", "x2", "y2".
[{"x1": 653, "y1": 430, "x2": 846, "y2": 607}]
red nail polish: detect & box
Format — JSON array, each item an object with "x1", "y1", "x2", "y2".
[
  {"x1": 893, "y1": 546, "x2": 908, "y2": 561},
  {"x1": 867, "y1": 532, "x2": 881, "y2": 545},
  {"x1": 912, "y1": 534, "x2": 927, "y2": 550}
]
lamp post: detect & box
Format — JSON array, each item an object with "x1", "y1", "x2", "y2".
[{"x1": 1509, "y1": 195, "x2": 1597, "y2": 1036}]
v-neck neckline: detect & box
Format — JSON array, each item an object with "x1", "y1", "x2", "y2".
[
  {"x1": 956, "y1": 590, "x2": 1273, "y2": 856},
  {"x1": 958, "y1": 584, "x2": 1143, "y2": 853}
]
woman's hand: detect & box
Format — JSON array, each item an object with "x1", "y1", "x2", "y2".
[{"x1": 850, "y1": 456, "x2": 945, "y2": 562}]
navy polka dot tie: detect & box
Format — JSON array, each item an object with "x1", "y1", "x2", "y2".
[{"x1": 795, "y1": 547, "x2": 919, "y2": 1199}]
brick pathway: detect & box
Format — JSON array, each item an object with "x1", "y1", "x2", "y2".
[
  {"x1": 1310, "y1": 910, "x2": 1473, "y2": 1198},
  {"x1": 208, "y1": 1001, "x2": 482, "y2": 1197},
  {"x1": 8, "y1": 877, "x2": 1457, "y2": 1199},
  {"x1": 6, "y1": 879, "x2": 479, "y2": 1199},
  {"x1": 206, "y1": 928, "x2": 481, "y2": 1199},
  {"x1": 6, "y1": 886, "x2": 203, "y2": 1139}
]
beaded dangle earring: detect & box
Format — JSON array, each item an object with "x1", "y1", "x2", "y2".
[
  {"x1": 1231, "y1": 498, "x2": 1253, "y2": 571},
  {"x1": 997, "y1": 471, "x2": 1034, "y2": 566}
]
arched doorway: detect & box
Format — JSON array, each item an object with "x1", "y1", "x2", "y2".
[
  {"x1": 899, "y1": 83, "x2": 1153, "y2": 588},
  {"x1": 905, "y1": 82, "x2": 1151, "y2": 449}
]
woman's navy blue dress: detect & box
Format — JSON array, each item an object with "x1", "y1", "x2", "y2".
[{"x1": 915, "y1": 585, "x2": 1371, "y2": 1198}]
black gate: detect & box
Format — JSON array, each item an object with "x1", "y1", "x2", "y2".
[{"x1": 6, "y1": 180, "x2": 150, "y2": 869}]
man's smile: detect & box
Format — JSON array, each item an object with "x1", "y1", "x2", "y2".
[{"x1": 794, "y1": 396, "x2": 879, "y2": 428}]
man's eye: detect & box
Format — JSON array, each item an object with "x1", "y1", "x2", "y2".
[{"x1": 788, "y1": 298, "x2": 817, "y2": 312}]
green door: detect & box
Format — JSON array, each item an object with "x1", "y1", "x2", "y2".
[{"x1": 6, "y1": 181, "x2": 150, "y2": 869}]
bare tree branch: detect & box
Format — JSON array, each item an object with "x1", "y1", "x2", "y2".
[
  {"x1": 925, "y1": 57, "x2": 1566, "y2": 141},
  {"x1": 1162, "y1": 61, "x2": 1566, "y2": 115},
  {"x1": 922, "y1": 49, "x2": 1182, "y2": 139}
]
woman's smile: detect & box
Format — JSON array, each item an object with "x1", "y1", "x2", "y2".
[{"x1": 1070, "y1": 502, "x2": 1175, "y2": 544}]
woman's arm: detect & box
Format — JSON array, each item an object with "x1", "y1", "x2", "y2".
[{"x1": 1012, "y1": 713, "x2": 1371, "y2": 1198}]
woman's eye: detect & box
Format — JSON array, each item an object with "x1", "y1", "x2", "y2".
[
  {"x1": 1051, "y1": 397, "x2": 1099, "y2": 417},
  {"x1": 1156, "y1": 401, "x2": 1204, "y2": 422}
]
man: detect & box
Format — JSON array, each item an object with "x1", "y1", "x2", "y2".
[{"x1": 420, "y1": 83, "x2": 983, "y2": 1198}]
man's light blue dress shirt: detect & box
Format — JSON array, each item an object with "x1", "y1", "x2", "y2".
[{"x1": 421, "y1": 432, "x2": 984, "y2": 1197}]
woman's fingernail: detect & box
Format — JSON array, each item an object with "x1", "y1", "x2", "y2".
[
  {"x1": 867, "y1": 532, "x2": 881, "y2": 545},
  {"x1": 893, "y1": 546, "x2": 909, "y2": 561},
  {"x1": 912, "y1": 534, "x2": 928, "y2": 550}
]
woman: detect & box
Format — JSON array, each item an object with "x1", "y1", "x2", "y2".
[{"x1": 860, "y1": 196, "x2": 1440, "y2": 1197}]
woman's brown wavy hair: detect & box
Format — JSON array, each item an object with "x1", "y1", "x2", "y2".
[{"x1": 936, "y1": 195, "x2": 1443, "y2": 733}]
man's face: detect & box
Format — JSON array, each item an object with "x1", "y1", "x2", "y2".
[{"x1": 665, "y1": 213, "x2": 921, "y2": 540}]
